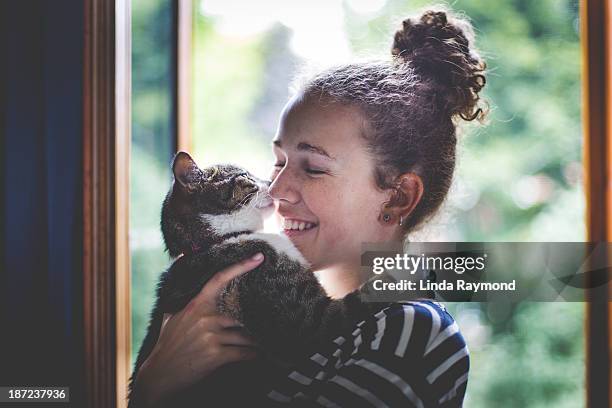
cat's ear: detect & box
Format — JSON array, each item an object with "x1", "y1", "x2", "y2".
[{"x1": 172, "y1": 151, "x2": 202, "y2": 188}]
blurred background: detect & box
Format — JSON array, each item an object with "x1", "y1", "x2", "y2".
[{"x1": 130, "y1": 0, "x2": 585, "y2": 406}]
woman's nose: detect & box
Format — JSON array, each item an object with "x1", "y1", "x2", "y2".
[{"x1": 269, "y1": 169, "x2": 300, "y2": 204}]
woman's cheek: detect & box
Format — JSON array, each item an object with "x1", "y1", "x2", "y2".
[{"x1": 320, "y1": 220, "x2": 355, "y2": 259}]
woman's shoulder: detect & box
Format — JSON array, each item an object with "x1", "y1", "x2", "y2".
[
  {"x1": 293, "y1": 300, "x2": 465, "y2": 363},
  {"x1": 354, "y1": 300, "x2": 466, "y2": 359},
  {"x1": 266, "y1": 300, "x2": 470, "y2": 406}
]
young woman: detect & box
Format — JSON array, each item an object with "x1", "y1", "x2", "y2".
[{"x1": 135, "y1": 8, "x2": 486, "y2": 407}]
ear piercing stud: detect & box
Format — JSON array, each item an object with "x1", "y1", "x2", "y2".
[{"x1": 382, "y1": 213, "x2": 404, "y2": 225}]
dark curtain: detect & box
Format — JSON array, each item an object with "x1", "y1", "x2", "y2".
[{"x1": 0, "y1": 0, "x2": 85, "y2": 406}]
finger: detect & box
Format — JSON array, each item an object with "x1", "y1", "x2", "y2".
[
  {"x1": 211, "y1": 315, "x2": 244, "y2": 329},
  {"x1": 158, "y1": 313, "x2": 172, "y2": 339},
  {"x1": 159, "y1": 313, "x2": 172, "y2": 334},
  {"x1": 218, "y1": 346, "x2": 259, "y2": 364},
  {"x1": 193, "y1": 253, "x2": 264, "y2": 312},
  {"x1": 195, "y1": 315, "x2": 244, "y2": 331},
  {"x1": 214, "y1": 330, "x2": 257, "y2": 347}
]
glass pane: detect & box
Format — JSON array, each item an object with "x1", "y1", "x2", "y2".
[
  {"x1": 130, "y1": 0, "x2": 174, "y2": 369},
  {"x1": 192, "y1": 1, "x2": 585, "y2": 406}
]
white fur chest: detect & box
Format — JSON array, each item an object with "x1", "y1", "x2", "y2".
[{"x1": 222, "y1": 232, "x2": 309, "y2": 267}]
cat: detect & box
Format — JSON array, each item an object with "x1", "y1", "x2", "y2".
[{"x1": 127, "y1": 152, "x2": 388, "y2": 407}]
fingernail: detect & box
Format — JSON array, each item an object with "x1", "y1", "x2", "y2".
[{"x1": 251, "y1": 252, "x2": 264, "y2": 262}]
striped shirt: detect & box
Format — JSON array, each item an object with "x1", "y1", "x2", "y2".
[{"x1": 266, "y1": 300, "x2": 469, "y2": 407}]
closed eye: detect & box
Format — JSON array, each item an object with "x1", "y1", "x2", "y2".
[
  {"x1": 305, "y1": 168, "x2": 326, "y2": 175},
  {"x1": 272, "y1": 162, "x2": 327, "y2": 176}
]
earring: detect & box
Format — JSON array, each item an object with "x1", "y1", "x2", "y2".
[
  {"x1": 399, "y1": 215, "x2": 403, "y2": 226},
  {"x1": 382, "y1": 213, "x2": 391, "y2": 222}
]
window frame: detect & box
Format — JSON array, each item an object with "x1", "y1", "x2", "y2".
[
  {"x1": 83, "y1": 0, "x2": 131, "y2": 407},
  {"x1": 83, "y1": 1, "x2": 190, "y2": 407},
  {"x1": 82, "y1": 1, "x2": 611, "y2": 406},
  {"x1": 581, "y1": 0, "x2": 612, "y2": 406}
]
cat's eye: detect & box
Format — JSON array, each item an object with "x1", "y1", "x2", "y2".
[{"x1": 234, "y1": 173, "x2": 257, "y2": 188}]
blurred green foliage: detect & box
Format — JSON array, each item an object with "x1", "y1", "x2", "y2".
[
  {"x1": 130, "y1": 0, "x2": 174, "y2": 370},
  {"x1": 130, "y1": 0, "x2": 585, "y2": 406},
  {"x1": 347, "y1": 0, "x2": 583, "y2": 242}
]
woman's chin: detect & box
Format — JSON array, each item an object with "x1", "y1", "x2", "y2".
[
  {"x1": 282, "y1": 232, "x2": 312, "y2": 259},
  {"x1": 281, "y1": 225, "x2": 326, "y2": 269}
]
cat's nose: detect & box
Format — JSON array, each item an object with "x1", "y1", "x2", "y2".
[
  {"x1": 254, "y1": 176, "x2": 271, "y2": 188},
  {"x1": 256, "y1": 180, "x2": 271, "y2": 194}
]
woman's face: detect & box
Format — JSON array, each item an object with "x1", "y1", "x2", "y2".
[{"x1": 269, "y1": 93, "x2": 395, "y2": 271}]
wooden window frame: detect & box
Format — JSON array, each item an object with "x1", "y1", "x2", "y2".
[
  {"x1": 581, "y1": 0, "x2": 612, "y2": 407},
  {"x1": 83, "y1": 0, "x2": 131, "y2": 407},
  {"x1": 83, "y1": 1, "x2": 191, "y2": 407},
  {"x1": 83, "y1": 0, "x2": 611, "y2": 406}
]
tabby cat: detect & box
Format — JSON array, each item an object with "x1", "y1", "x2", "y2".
[{"x1": 128, "y1": 152, "x2": 386, "y2": 407}]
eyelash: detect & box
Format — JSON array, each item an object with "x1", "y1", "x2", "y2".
[
  {"x1": 305, "y1": 168, "x2": 326, "y2": 175},
  {"x1": 273, "y1": 162, "x2": 326, "y2": 176}
]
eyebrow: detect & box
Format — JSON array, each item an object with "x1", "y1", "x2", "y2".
[{"x1": 272, "y1": 140, "x2": 335, "y2": 160}]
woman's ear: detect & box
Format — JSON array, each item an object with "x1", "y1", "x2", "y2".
[{"x1": 387, "y1": 172, "x2": 424, "y2": 224}]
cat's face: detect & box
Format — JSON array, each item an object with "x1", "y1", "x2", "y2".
[{"x1": 161, "y1": 152, "x2": 272, "y2": 257}]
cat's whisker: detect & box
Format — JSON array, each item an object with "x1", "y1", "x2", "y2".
[
  {"x1": 245, "y1": 192, "x2": 257, "y2": 207},
  {"x1": 239, "y1": 191, "x2": 258, "y2": 208}
]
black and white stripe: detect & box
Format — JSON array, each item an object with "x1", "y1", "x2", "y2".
[{"x1": 267, "y1": 300, "x2": 470, "y2": 407}]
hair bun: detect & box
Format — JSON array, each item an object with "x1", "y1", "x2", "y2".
[{"x1": 392, "y1": 9, "x2": 486, "y2": 121}]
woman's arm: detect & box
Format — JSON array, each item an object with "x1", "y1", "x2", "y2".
[
  {"x1": 267, "y1": 301, "x2": 470, "y2": 407},
  {"x1": 128, "y1": 253, "x2": 265, "y2": 408}
]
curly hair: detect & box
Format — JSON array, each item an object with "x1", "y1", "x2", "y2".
[{"x1": 299, "y1": 8, "x2": 487, "y2": 232}]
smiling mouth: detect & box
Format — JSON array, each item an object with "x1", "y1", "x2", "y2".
[{"x1": 282, "y1": 218, "x2": 317, "y2": 234}]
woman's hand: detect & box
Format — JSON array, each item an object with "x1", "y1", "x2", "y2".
[{"x1": 134, "y1": 253, "x2": 265, "y2": 407}]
